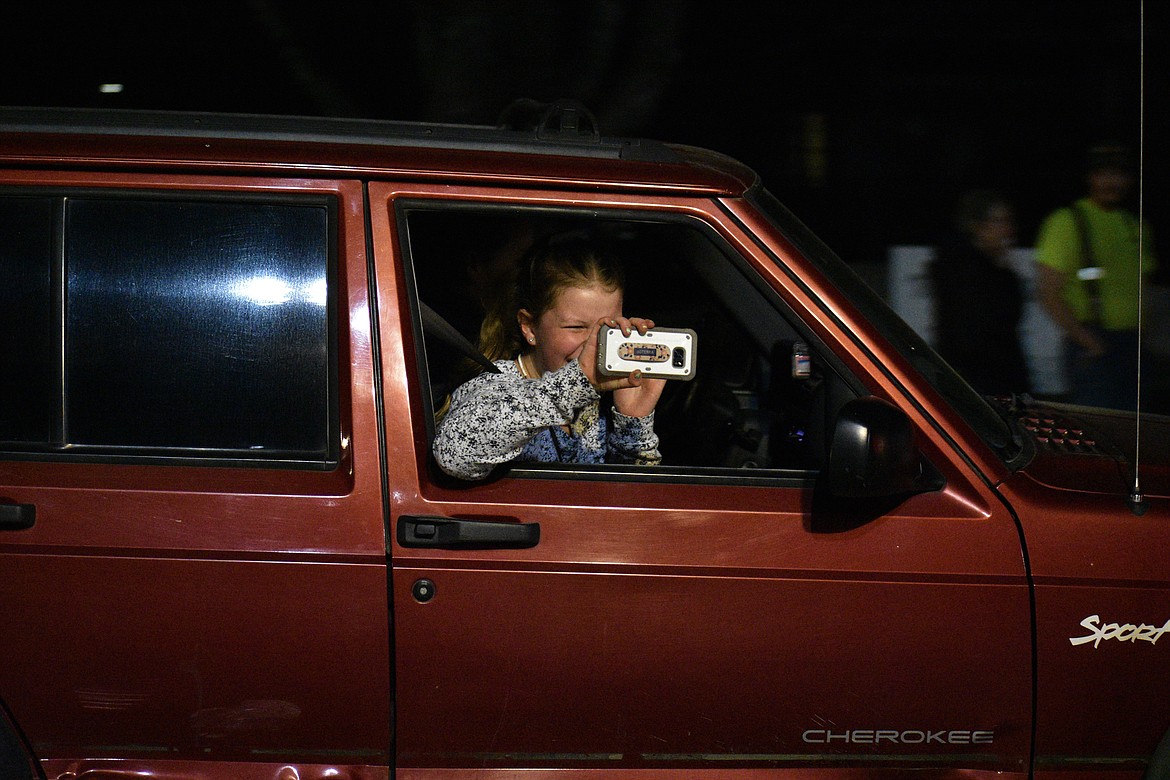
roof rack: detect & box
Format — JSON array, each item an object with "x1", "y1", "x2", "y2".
[
  {"x1": 497, "y1": 98, "x2": 599, "y2": 139},
  {"x1": 0, "y1": 101, "x2": 680, "y2": 164}
]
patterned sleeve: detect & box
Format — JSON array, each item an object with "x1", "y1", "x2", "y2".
[
  {"x1": 608, "y1": 409, "x2": 662, "y2": 466},
  {"x1": 433, "y1": 359, "x2": 599, "y2": 480}
]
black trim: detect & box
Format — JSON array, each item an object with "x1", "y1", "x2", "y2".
[
  {"x1": 509, "y1": 462, "x2": 818, "y2": 488},
  {"x1": 0, "y1": 106, "x2": 681, "y2": 164},
  {"x1": 394, "y1": 203, "x2": 437, "y2": 439},
  {"x1": 398, "y1": 515, "x2": 541, "y2": 549}
]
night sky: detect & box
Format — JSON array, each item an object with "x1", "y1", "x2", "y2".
[{"x1": 3, "y1": 1, "x2": 1164, "y2": 267}]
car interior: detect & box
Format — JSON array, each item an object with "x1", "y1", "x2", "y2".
[{"x1": 401, "y1": 205, "x2": 859, "y2": 479}]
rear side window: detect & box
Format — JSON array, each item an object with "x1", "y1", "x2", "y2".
[
  {"x1": 0, "y1": 193, "x2": 337, "y2": 466},
  {"x1": 0, "y1": 197, "x2": 54, "y2": 444}
]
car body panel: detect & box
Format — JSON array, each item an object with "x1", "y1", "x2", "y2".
[
  {"x1": 998, "y1": 403, "x2": 1170, "y2": 772},
  {"x1": 372, "y1": 184, "x2": 1033, "y2": 775},
  {"x1": 0, "y1": 108, "x2": 1165, "y2": 780},
  {"x1": 0, "y1": 169, "x2": 391, "y2": 769}
]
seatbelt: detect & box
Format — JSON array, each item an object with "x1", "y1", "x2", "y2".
[{"x1": 418, "y1": 300, "x2": 500, "y2": 374}]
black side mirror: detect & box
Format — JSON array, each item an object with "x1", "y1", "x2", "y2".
[{"x1": 827, "y1": 397, "x2": 934, "y2": 498}]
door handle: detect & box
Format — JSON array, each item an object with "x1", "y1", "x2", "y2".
[
  {"x1": 398, "y1": 515, "x2": 540, "y2": 549},
  {"x1": 0, "y1": 503, "x2": 36, "y2": 531}
]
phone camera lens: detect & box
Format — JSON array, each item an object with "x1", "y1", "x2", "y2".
[{"x1": 672, "y1": 347, "x2": 686, "y2": 368}]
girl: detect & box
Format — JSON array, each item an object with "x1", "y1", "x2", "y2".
[{"x1": 433, "y1": 238, "x2": 665, "y2": 480}]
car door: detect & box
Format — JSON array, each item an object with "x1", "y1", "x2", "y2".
[
  {"x1": 370, "y1": 183, "x2": 1034, "y2": 778},
  {"x1": 0, "y1": 174, "x2": 391, "y2": 778}
]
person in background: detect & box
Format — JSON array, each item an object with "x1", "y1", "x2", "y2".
[
  {"x1": 1034, "y1": 142, "x2": 1156, "y2": 410},
  {"x1": 929, "y1": 189, "x2": 1031, "y2": 397}
]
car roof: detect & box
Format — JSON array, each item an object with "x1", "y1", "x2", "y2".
[{"x1": 0, "y1": 105, "x2": 757, "y2": 195}]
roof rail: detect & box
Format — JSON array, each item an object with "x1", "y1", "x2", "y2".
[{"x1": 0, "y1": 103, "x2": 680, "y2": 164}]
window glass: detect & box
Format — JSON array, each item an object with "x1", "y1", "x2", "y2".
[
  {"x1": 749, "y1": 187, "x2": 1022, "y2": 463},
  {"x1": 405, "y1": 207, "x2": 858, "y2": 480},
  {"x1": 0, "y1": 192, "x2": 334, "y2": 465},
  {"x1": 0, "y1": 197, "x2": 55, "y2": 443},
  {"x1": 64, "y1": 198, "x2": 331, "y2": 457}
]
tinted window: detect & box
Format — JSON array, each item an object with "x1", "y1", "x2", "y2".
[
  {"x1": 0, "y1": 197, "x2": 54, "y2": 443},
  {"x1": 0, "y1": 193, "x2": 335, "y2": 465}
]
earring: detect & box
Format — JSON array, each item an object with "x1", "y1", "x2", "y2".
[{"x1": 528, "y1": 336, "x2": 536, "y2": 344}]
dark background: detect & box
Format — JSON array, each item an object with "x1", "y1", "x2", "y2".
[{"x1": 3, "y1": 1, "x2": 1163, "y2": 269}]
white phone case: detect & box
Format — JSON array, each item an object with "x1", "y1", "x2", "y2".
[{"x1": 597, "y1": 326, "x2": 697, "y2": 381}]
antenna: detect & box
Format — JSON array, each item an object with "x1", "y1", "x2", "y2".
[{"x1": 1128, "y1": 0, "x2": 1148, "y2": 516}]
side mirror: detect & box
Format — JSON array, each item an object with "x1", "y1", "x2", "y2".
[{"x1": 827, "y1": 397, "x2": 932, "y2": 498}]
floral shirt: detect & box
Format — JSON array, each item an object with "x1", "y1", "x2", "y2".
[{"x1": 433, "y1": 358, "x2": 661, "y2": 480}]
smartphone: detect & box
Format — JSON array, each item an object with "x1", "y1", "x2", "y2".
[{"x1": 597, "y1": 326, "x2": 697, "y2": 381}]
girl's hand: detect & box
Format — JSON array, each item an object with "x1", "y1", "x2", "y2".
[
  {"x1": 612, "y1": 369, "x2": 667, "y2": 419},
  {"x1": 577, "y1": 316, "x2": 667, "y2": 418}
]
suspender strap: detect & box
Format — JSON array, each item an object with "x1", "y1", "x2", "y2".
[{"x1": 1070, "y1": 203, "x2": 1104, "y2": 326}]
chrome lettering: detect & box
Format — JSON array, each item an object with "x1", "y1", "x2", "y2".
[
  {"x1": 801, "y1": 729, "x2": 995, "y2": 745},
  {"x1": 1069, "y1": 615, "x2": 1170, "y2": 649}
]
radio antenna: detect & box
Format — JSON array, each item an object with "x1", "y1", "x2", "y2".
[{"x1": 1128, "y1": 0, "x2": 1148, "y2": 516}]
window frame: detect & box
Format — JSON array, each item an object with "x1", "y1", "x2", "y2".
[
  {"x1": 0, "y1": 186, "x2": 343, "y2": 470},
  {"x1": 397, "y1": 197, "x2": 865, "y2": 489}
]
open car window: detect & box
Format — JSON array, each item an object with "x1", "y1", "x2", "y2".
[{"x1": 401, "y1": 205, "x2": 861, "y2": 482}]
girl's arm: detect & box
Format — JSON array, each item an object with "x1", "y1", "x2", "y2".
[{"x1": 433, "y1": 361, "x2": 598, "y2": 480}]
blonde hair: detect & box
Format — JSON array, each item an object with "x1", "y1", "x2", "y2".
[{"x1": 478, "y1": 237, "x2": 626, "y2": 361}]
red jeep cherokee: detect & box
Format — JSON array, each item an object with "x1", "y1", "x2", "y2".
[{"x1": 0, "y1": 105, "x2": 1167, "y2": 780}]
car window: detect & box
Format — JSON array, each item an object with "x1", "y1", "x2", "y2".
[
  {"x1": 402, "y1": 205, "x2": 860, "y2": 481},
  {"x1": 749, "y1": 187, "x2": 1024, "y2": 463},
  {"x1": 0, "y1": 192, "x2": 338, "y2": 466},
  {"x1": 0, "y1": 196, "x2": 54, "y2": 444}
]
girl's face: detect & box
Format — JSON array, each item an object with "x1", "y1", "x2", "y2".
[{"x1": 519, "y1": 282, "x2": 622, "y2": 376}]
